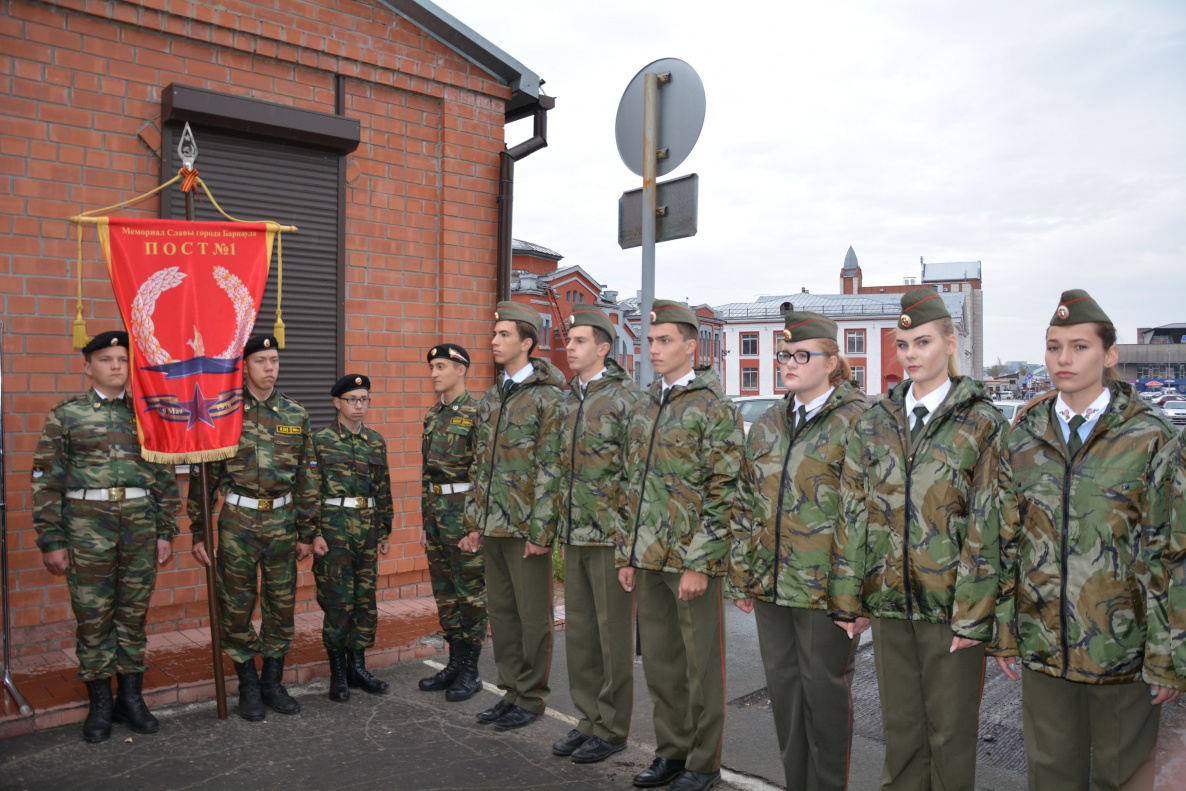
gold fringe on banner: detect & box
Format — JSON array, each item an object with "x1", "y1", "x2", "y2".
[
  {"x1": 142, "y1": 445, "x2": 239, "y2": 466},
  {"x1": 73, "y1": 222, "x2": 90, "y2": 348}
]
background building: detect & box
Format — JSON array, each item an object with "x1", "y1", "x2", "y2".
[
  {"x1": 1119, "y1": 322, "x2": 1186, "y2": 391},
  {"x1": 717, "y1": 248, "x2": 979, "y2": 396}
]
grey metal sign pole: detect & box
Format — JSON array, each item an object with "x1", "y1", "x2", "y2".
[{"x1": 639, "y1": 73, "x2": 659, "y2": 386}]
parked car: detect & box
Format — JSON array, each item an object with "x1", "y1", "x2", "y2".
[
  {"x1": 732, "y1": 395, "x2": 782, "y2": 434},
  {"x1": 993, "y1": 400, "x2": 1027, "y2": 422},
  {"x1": 1155, "y1": 394, "x2": 1184, "y2": 405},
  {"x1": 1161, "y1": 400, "x2": 1186, "y2": 426}
]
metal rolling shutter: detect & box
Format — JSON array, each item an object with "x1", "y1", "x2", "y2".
[{"x1": 161, "y1": 125, "x2": 343, "y2": 427}]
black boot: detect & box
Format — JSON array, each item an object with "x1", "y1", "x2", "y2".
[
  {"x1": 346, "y1": 648, "x2": 389, "y2": 694},
  {"x1": 112, "y1": 673, "x2": 159, "y2": 734},
  {"x1": 82, "y1": 678, "x2": 114, "y2": 743},
  {"x1": 445, "y1": 642, "x2": 482, "y2": 702},
  {"x1": 327, "y1": 649, "x2": 350, "y2": 703},
  {"x1": 260, "y1": 656, "x2": 301, "y2": 714},
  {"x1": 234, "y1": 660, "x2": 266, "y2": 722},
  {"x1": 418, "y1": 639, "x2": 459, "y2": 691}
]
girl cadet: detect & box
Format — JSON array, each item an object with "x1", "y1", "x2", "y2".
[
  {"x1": 990, "y1": 290, "x2": 1183, "y2": 791},
  {"x1": 828, "y1": 288, "x2": 1006, "y2": 791},
  {"x1": 729, "y1": 311, "x2": 868, "y2": 791}
]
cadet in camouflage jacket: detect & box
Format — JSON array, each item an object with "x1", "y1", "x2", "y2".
[
  {"x1": 992, "y1": 384, "x2": 1182, "y2": 689},
  {"x1": 463, "y1": 356, "x2": 566, "y2": 545},
  {"x1": 1152, "y1": 427, "x2": 1186, "y2": 680},
  {"x1": 729, "y1": 381, "x2": 867, "y2": 607},
  {"x1": 828, "y1": 375, "x2": 1006, "y2": 641},
  {"x1": 619, "y1": 366, "x2": 745, "y2": 575},
  {"x1": 558, "y1": 358, "x2": 644, "y2": 548}
]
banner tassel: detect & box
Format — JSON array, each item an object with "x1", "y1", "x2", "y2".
[
  {"x1": 72, "y1": 223, "x2": 90, "y2": 348},
  {"x1": 273, "y1": 231, "x2": 285, "y2": 349}
]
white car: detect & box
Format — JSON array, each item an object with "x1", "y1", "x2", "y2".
[
  {"x1": 1160, "y1": 401, "x2": 1186, "y2": 426},
  {"x1": 993, "y1": 400, "x2": 1027, "y2": 422},
  {"x1": 733, "y1": 395, "x2": 782, "y2": 434}
]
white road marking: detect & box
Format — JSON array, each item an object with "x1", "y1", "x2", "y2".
[{"x1": 422, "y1": 659, "x2": 783, "y2": 791}]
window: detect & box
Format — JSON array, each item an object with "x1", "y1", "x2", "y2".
[
  {"x1": 714, "y1": 332, "x2": 720, "y2": 359},
  {"x1": 774, "y1": 366, "x2": 784, "y2": 391},
  {"x1": 851, "y1": 366, "x2": 866, "y2": 391},
  {"x1": 846, "y1": 330, "x2": 865, "y2": 355},
  {"x1": 540, "y1": 314, "x2": 551, "y2": 349},
  {"x1": 742, "y1": 367, "x2": 759, "y2": 390},
  {"x1": 741, "y1": 333, "x2": 759, "y2": 356}
]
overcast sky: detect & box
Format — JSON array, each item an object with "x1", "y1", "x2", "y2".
[{"x1": 437, "y1": 0, "x2": 1185, "y2": 365}]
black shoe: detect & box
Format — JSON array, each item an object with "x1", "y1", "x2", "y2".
[
  {"x1": 419, "y1": 639, "x2": 459, "y2": 691},
  {"x1": 476, "y1": 699, "x2": 514, "y2": 722},
  {"x1": 572, "y1": 735, "x2": 627, "y2": 764},
  {"x1": 444, "y1": 642, "x2": 482, "y2": 702},
  {"x1": 327, "y1": 649, "x2": 350, "y2": 703},
  {"x1": 112, "y1": 673, "x2": 159, "y2": 734},
  {"x1": 346, "y1": 648, "x2": 389, "y2": 694},
  {"x1": 260, "y1": 656, "x2": 300, "y2": 715},
  {"x1": 633, "y1": 757, "x2": 687, "y2": 788},
  {"x1": 667, "y1": 770, "x2": 720, "y2": 791},
  {"x1": 82, "y1": 678, "x2": 114, "y2": 743},
  {"x1": 492, "y1": 704, "x2": 538, "y2": 730},
  {"x1": 552, "y1": 728, "x2": 590, "y2": 757},
  {"x1": 233, "y1": 660, "x2": 266, "y2": 722}
]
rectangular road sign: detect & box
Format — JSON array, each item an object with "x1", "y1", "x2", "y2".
[{"x1": 618, "y1": 173, "x2": 698, "y2": 250}]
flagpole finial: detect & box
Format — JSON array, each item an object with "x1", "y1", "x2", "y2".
[{"x1": 178, "y1": 123, "x2": 199, "y2": 170}]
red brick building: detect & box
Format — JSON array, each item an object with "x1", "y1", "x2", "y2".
[{"x1": 0, "y1": 0, "x2": 551, "y2": 658}]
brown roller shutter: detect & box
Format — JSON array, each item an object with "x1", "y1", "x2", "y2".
[{"x1": 161, "y1": 124, "x2": 344, "y2": 427}]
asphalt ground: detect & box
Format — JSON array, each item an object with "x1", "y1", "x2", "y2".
[{"x1": 2, "y1": 606, "x2": 1183, "y2": 790}]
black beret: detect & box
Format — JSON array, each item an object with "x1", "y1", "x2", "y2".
[
  {"x1": 81, "y1": 331, "x2": 128, "y2": 356},
  {"x1": 331, "y1": 374, "x2": 371, "y2": 397},
  {"x1": 426, "y1": 343, "x2": 470, "y2": 367},
  {"x1": 243, "y1": 335, "x2": 278, "y2": 357}
]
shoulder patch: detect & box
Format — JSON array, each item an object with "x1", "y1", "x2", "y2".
[
  {"x1": 276, "y1": 425, "x2": 303, "y2": 435},
  {"x1": 449, "y1": 417, "x2": 474, "y2": 428},
  {"x1": 31, "y1": 463, "x2": 45, "y2": 479}
]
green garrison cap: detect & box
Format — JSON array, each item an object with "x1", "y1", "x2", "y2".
[
  {"x1": 898, "y1": 287, "x2": 950, "y2": 330},
  {"x1": 1050, "y1": 289, "x2": 1112, "y2": 326},
  {"x1": 493, "y1": 300, "x2": 542, "y2": 333},
  {"x1": 782, "y1": 311, "x2": 837, "y2": 343},
  {"x1": 649, "y1": 299, "x2": 699, "y2": 331},
  {"x1": 567, "y1": 308, "x2": 616, "y2": 341}
]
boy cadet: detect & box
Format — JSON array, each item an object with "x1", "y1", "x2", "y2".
[
  {"x1": 618, "y1": 301, "x2": 745, "y2": 791},
  {"x1": 460, "y1": 301, "x2": 566, "y2": 730},
  {"x1": 32, "y1": 331, "x2": 180, "y2": 742},
  {"x1": 311, "y1": 374, "x2": 394, "y2": 702},
  {"x1": 418, "y1": 343, "x2": 487, "y2": 702},
  {"x1": 552, "y1": 309, "x2": 643, "y2": 764},
  {"x1": 188, "y1": 334, "x2": 321, "y2": 722}
]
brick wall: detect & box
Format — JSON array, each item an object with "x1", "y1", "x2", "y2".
[{"x1": 0, "y1": 0, "x2": 511, "y2": 656}]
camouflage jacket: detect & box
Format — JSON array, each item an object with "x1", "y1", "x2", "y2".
[
  {"x1": 422, "y1": 390, "x2": 478, "y2": 487},
  {"x1": 992, "y1": 384, "x2": 1181, "y2": 688},
  {"x1": 557, "y1": 360, "x2": 645, "y2": 547},
  {"x1": 31, "y1": 388, "x2": 180, "y2": 551},
  {"x1": 464, "y1": 358, "x2": 566, "y2": 545},
  {"x1": 1151, "y1": 428, "x2": 1186, "y2": 680},
  {"x1": 619, "y1": 366, "x2": 745, "y2": 577},
  {"x1": 730, "y1": 383, "x2": 867, "y2": 608},
  {"x1": 312, "y1": 419, "x2": 394, "y2": 535},
  {"x1": 828, "y1": 376, "x2": 1006, "y2": 642},
  {"x1": 186, "y1": 388, "x2": 321, "y2": 543}
]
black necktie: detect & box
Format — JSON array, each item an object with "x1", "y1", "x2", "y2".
[
  {"x1": 1067, "y1": 415, "x2": 1086, "y2": 458},
  {"x1": 790, "y1": 405, "x2": 808, "y2": 439},
  {"x1": 910, "y1": 405, "x2": 929, "y2": 443},
  {"x1": 502, "y1": 378, "x2": 513, "y2": 397}
]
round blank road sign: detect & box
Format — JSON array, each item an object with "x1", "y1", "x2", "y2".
[{"x1": 615, "y1": 58, "x2": 706, "y2": 178}]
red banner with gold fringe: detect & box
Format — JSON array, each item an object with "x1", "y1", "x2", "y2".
[{"x1": 96, "y1": 217, "x2": 276, "y2": 463}]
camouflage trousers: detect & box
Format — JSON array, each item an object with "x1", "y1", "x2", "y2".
[
  {"x1": 215, "y1": 505, "x2": 297, "y2": 664},
  {"x1": 63, "y1": 499, "x2": 159, "y2": 682},
  {"x1": 313, "y1": 507, "x2": 379, "y2": 651},
  {"x1": 423, "y1": 492, "x2": 487, "y2": 644}
]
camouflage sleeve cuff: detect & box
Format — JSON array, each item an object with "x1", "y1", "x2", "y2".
[
  {"x1": 950, "y1": 622, "x2": 993, "y2": 643},
  {"x1": 1142, "y1": 664, "x2": 1186, "y2": 691},
  {"x1": 39, "y1": 539, "x2": 68, "y2": 553}
]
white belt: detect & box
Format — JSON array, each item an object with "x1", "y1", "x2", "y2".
[
  {"x1": 323, "y1": 497, "x2": 375, "y2": 508},
  {"x1": 65, "y1": 487, "x2": 148, "y2": 502},
  {"x1": 225, "y1": 492, "x2": 292, "y2": 512},
  {"x1": 429, "y1": 482, "x2": 472, "y2": 495}
]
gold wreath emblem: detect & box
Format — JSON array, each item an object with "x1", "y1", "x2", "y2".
[
  {"x1": 782, "y1": 328, "x2": 792, "y2": 342},
  {"x1": 1056, "y1": 305, "x2": 1070, "y2": 320},
  {"x1": 263, "y1": 338, "x2": 271, "y2": 348},
  {"x1": 649, "y1": 311, "x2": 657, "y2": 323},
  {"x1": 354, "y1": 376, "x2": 363, "y2": 385},
  {"x1": 494, "y1": 310, "x2": 500, "y2": 320},
  {"x1": 899, "y1": 314, "x2": 912, "y2": 328},
  {"x1": 567, "y1": 315, "x2": 575, "y2": 326}
]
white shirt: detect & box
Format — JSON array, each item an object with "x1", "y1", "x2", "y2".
[
  {"x1": 905, "y1": 378, "x2": 952, "y2": 431},
  {"x1": 1054, "y1": 389, "x2": 1110, "y2": 445},
  {"x1": 792, "y1": 386, "x2": 835, "y2": 424},
  {"x1": 95, "y1": 389, "x2": 127, "y2": 400},
  {"x1": 578, "y1": 367, "x2": 605, "y2": 400},
  {"x1": 660, "y1": 369, "x2": 695, "y2": 399},
  {"x1": 503, "y1": 361, "x2": 535, "y2": 387}
]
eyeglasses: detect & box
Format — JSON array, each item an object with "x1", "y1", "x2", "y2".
[
  {"x1": 775, "y1": 350, "x2": 829, "y2": 365},
  {"x1": 340, "y1": 397, "x2": 371, "y2": 407}
]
